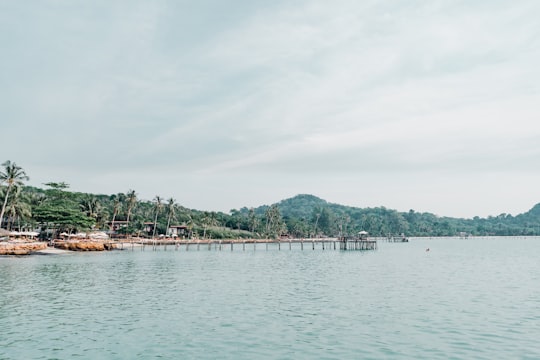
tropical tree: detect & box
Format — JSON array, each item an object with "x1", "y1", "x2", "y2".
[
  {"x1": 313, "y1": 210, "x2": 321, "y2": 238},
  {"x1": 165, "y1": 198, "x2": 176, "y2": 236},
  {"x1": 109, "y1": 193, "x2": 123, "y2": 231},
  {"x1": 4, "y1": 186, "x2": 31, "y2": 230},
  {"x1": 264, "y1": 204, "x2": 284, "y2": 239},
  {"x1": 0, "y1": 160, "x2": 29, "y2": 229},
  {"x1": 152, "y1": 196, "x2": 163, "y2": 239},
  {"x1": 33, "y1": 182, "x2": 95, "y2": 235},
  {"x1": 248, "y1": 207, "x2": 260, "y2": 235},
  {"x1": 125, "y1": 190, "x2": 137, "y2": 236},
  {"x1": 201, "y1": 211, "x2": 219, "y2": 239},
  {"x1": 80, "y1": 195, "x2": 100, "y2": 222},
  {"x1": 178, "y1": 208, "x2": 195, "y2": 239}
]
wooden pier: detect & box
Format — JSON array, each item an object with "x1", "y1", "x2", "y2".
[
  {"x1": 338, "y1": 238, "x2": 378, "y2": 250},
  {"x1": 115, "y1": 238, "x2": 377, "y2": 252}
]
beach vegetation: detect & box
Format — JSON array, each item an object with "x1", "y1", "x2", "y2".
[
  {"x1": 2, "y1": 161, "x2": 540, "y2": 239},
  {"x1": 0, "y1": 160, "x2": 30, "y2": 229}
]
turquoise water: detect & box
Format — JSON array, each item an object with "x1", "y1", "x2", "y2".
[{"x1": 1, "y1": 237, "x2": 540, "y2": 359}]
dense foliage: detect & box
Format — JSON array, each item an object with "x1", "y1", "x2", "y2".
[
  {"x1": 1, "y1": 161, "x2": 540, "y2": 239},
  {"x1": 236, "y1": 194, "x2": 540, "y2": 237}
]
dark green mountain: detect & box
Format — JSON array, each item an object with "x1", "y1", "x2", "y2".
[{"x1": 242, "y1": 194, "x2": 540, "y2": 237}]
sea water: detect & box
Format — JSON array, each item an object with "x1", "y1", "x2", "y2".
[{"x1": 1, "y1": 237, "x2": 539, "y2": 359}]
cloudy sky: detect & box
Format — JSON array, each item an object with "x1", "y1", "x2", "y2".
[{"x1": 2, "y1": 0, "x2": 540, "y2": 218}]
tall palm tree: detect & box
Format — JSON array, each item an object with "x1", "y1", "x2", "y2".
[
  {"x1": 80, "y1": 195, "x2": 100, "y2": 221},
  {"x1": 165, "y1": 198, "x2": 176, "y2": 236},
  {"x1": 125, "y1": 190, "x2": 137, "y2": 236},
  {"x1": 109, "y1": 194, "x2": 122, "y2": 231},
  {"x1": 5, "y1": 186, "x2": 31, "y2": 231},
  {"x1": 152, "y1": 196, "x2": 163, "y2": 239},
  {"x1": 185, "y1": 212, "x2": 194, "y2": 239},
  {"x1": 0, "y1": 161, "x2": 29, "y2": 229},
  {"x1": 201, "y1": 211, "x2": 218, "y2": 239}
]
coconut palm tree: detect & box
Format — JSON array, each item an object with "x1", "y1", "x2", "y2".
[
  {"x1": 5, "y1": 186, "x2": 31, "y2": 231},
  {"x1": 109, "y1": 194, "x2": 122, "y2": 231},
  {"x1": 0, "y1": 161, "x2": 29, "y2": 229},
  {"x1": 165, "y1": 198, "x2": 176, "y2": 236},
  {"x1": 152, "y1": 196, "x2": 163, "y2": 239},
  {"x1": 125, "y1": 190, "x2": 137, "y2": 236},
  {"x1": 80, "y1": 195, "x2": 100, "y2": 221},
  {"x1": 201, "y1": 211, "x2": 218, "y2": 239},
  {"x1": 185, "y1": 212, "x2": 195, "y2": 239}
]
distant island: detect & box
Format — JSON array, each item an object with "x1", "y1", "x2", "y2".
[{"x1": 1, "y1": 160, "x2": 540, "y2": 240}]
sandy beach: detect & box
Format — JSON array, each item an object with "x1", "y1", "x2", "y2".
[{"x1": 32, "y1": 247, "x2": 73, "y2": 255}]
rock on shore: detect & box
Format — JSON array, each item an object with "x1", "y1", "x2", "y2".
[
  {"x1": 0, "y1": 242, "x2": 48, "y2": 255},
  {"x1": 53, "y1": 240, "x2": 115, "y2": 251}
]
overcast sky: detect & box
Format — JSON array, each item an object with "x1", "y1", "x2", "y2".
[{"x1": 2, "y1": 0, "x2": 540, "y2": 218}]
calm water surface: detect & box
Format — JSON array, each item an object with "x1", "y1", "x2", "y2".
[{"x1": 1, "y1": 237, "x2": 540, "y2": 359}]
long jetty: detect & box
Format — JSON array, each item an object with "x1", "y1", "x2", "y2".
[{"x1": 115, "y1": 238, "x2": 378, "y2": 252}]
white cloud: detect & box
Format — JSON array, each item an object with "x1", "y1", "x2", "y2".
[{"x1": 2, "y1": 0, "x2": 540, "y2": 217}]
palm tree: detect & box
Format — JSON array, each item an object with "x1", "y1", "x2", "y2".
[
  {"x1": 5, "y1": 186, "x2": 31, "y2": 231},
  {"x1": 165, "y1": 198, "x2": 176, "y2": 236},
  {"x1": 314, "y1": 213, "x2": 321, "y2": 238},
  {"x1": 125, "y1": 190, "x2": 137, "y2": 236},
  {"x1": 80, "y1": 195, "x2": 100, "y2": 221},
  {"x1": 185, "y1": 212, "x2": 194, "y2": 239},
  {"x1": 152, "y1": 196, "x2": 163, "y2": 239},
  {"x1": 201, "y1": 211, "x2": 218, "y2": 239},
  {"x1": 109, "y1": 194, "x2": 122, "y2": 231},
  {"x1": 0, "y1": 161, "x2": 29, "y2": 229}
]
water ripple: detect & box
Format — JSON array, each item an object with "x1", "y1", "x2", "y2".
[{"x1": 1, "y1": 238, "x2": 540, "y2": 359}]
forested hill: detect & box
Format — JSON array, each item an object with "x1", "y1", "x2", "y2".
[
  {"x1": 3, "y1": 182, "x2": 540, "y2": 238},
  {"x1": 3, "y1": 159, "x2": 538, "y2": 238},
  {"x1": 240, "y1": 194, "x2": 540, "y2": 237}
]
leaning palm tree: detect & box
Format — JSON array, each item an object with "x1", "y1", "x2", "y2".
[
  {"x1": 125, "y1": 190, "x2": 137, "y2": 237},
  {"x1": 152, "y1": 196, "x2": 163, "y2": 239},
  {"x1": 0, "y1": 161, "x2": 29, "y2": 229}
]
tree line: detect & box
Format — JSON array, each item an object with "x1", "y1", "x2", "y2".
[{"x1": 2, "y1": 161, "x2": 540, "y2": 239}]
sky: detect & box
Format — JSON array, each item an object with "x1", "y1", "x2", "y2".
[{"x1": 1, "y1": 0, "x2": 540, "y2": 219}]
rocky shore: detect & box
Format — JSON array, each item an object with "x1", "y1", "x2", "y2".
[
  {"x1": 0, "y1": 240, "x2": 119, "y2": 255},
  {"x1": 52, "y1": 240, "x2": 116, "y2": 251},
  {"x1": 0, "y1": 242, "x2": 48, "y2": 255}
]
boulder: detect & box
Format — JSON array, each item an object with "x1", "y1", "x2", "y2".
[{"x1": 0, "y1": 242, "x2": 48, "y2": 255}]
